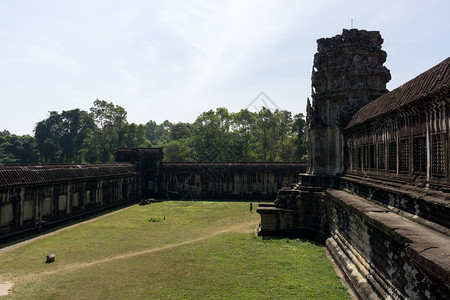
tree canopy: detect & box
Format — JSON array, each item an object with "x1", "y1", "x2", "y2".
[
  {"x1": 0, "y1": 100, "x2": 307, "y2": 164},
  {"x1": 0, "y1": 131, "x2": 38, "y2": 164},
  {"x1": 157, "y1": 107, "x2": 307, "y2": 163}
]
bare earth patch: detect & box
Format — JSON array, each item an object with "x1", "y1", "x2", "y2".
[{"x1": 0, "y1": 281, "x2": 14, "y2": 297}]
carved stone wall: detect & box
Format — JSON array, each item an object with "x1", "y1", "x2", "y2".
[
  {"x1": 161, "y1": 162, "x2": 306, "y2": 200},
  {"x1": 258, "y1": 31, "x2": 450, "y2": 298},
  {"x1": 0, "y1": 158, "x2": 306, "y2": 241},
  {"x1": 116, "y1": 148, "x2": 163, "y2": 196},
  {"x1": 307, "y1": 29, "x2": 391, "y2": 174},
  {"x1": 345, "y1": 57, "x2": 450, "y2": 188},
  {"x1": 0, "y1": 164, "x2": 142, "y2": 241},
  {"x1": 326, "y1": 187, "x2": 450, "y2": 299},
  {"x1": 257, "y1": 176, "x2": 450, "y2": 299}
]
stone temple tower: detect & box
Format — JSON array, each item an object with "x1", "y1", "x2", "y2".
[{"x1": 306, "y1": 29, "x2": 391, "y2": 174}]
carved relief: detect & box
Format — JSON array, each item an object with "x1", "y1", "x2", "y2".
[
  {"x1": 308, "y1": 29, "x2": 391, "y2": 130},
  {"x1": 306, "y1": 29, "x2": 391, "y2": 174}
]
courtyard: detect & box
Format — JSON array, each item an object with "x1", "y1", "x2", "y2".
[{"x1": 0, "y1": 201, "x2": 349, "y2": 299}]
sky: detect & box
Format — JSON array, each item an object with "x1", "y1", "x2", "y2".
[{"x1": 1, "y1": 0, "x2": 449, "y2": 135}]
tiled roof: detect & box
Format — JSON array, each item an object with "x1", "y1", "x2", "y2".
[
  {"x1": 347, "y1": 57, "x2": 450, "y2": 129},
  {"x1": 0, "y1": 163, "x2": 137, "y2": 188}
]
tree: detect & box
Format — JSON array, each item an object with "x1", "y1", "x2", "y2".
[
  {"x1": 169, "y1": 122, "x2": 190, "y2": 141},
  {"x1": 29, "y1": 100, "x2": 304, "y2": 163},
  {"x1": 33, "y1": 100, "x2": 151, "y2": 163},
  {"x1": 0, "y1": 134, "x2": 38, "y2": 164},
  {"x1": 162, "y1": 139, "x2": 193, "y2": 162},
  {"x1": 275, "y1": 110, "x2": 293, "y2": 156},
  {"x1": 89, "y1": 100, "x2": 126, "y2": 161},
  {"x1": 59, "y1": 109, "x2": 97, "y2": 162},
  {"x1": 292, "y1": 113, "x2": 307, "y2": 161},
  {"x1": 80, "y1": 128, "x2": 102, "y2": 163},
  {"x1": 88, "y1": 100, "x2": 150, "y2": 162},
  {"x1": 35, "y1": 109, "x2": 95, "y2": 163},
  {"x1": 0, "y1": 130, "x2": 10, "y2": 137},
  {"x1": 90, "y1": 99, "x2": 127, "y2": 130},
  {"x1": 145, "y1": 120, "x2": 171, "y2": 145},
  {"x1": 117, "y1": 123, "x2": 150, "y2": 148},
  {"x1": 232, "y1": 109, "x2": 257, "y2": 161},
  {"x1": 254, "y1": 107, "x2": 277, "y2": 161},
  {"x1": 35, "y1": 111, "x2": 61, "y2": 163},
  {"x1": 190, "y1": 108, "x2": 234, "y2": 162}
]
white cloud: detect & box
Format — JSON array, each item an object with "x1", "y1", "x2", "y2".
[
  {"x1": 0, "y1": 0, "x2": 449, "y2": 135},
  {"x1": 155, "y1": 1, "x2": 313, "y2": 105}
]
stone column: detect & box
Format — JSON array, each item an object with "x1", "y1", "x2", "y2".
[{"x1": 306, "y1": 29, "x2": 391, "y2": 175}]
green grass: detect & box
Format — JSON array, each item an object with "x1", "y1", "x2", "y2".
[{"x1": 0, "y1": 201, "x2": 350, "y2": 299}]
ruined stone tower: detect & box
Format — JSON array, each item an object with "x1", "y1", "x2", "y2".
[{"x1": 307, "y1": 29, "x2": 391, "y2": 174}]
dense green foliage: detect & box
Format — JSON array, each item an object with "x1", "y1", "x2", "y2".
[
  {"x1": 0, "y1": 202, "x2": 350, "y2": 299},
  {"x1": 0, "y1": 130, "x2": 38, "y2": 164},
  {"x1": 158, "y1": 108, "x2": 307, "y2": 162},
  {"x1": 32, "y1": 100, "x2": 150, "y2": 163},
  {"x1": 0, "y1": 100, "x2": 307, "y2": 164},
  {"x1": 34, "y1": 109, "x2": 96, "y2": 163}
]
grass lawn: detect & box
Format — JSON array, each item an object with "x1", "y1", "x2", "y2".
[{"x1": 0, "y1": 201, "x2": 350, "y2": 299}]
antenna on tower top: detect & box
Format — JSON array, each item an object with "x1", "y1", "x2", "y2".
[{"x1": 351, "y1": 19, "x2": 353, "y2": 29}]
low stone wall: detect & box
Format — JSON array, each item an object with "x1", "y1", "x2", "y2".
[
  {"x1": 257, "y1": 187, "x2": 326, "y2": 239},
  {"x1": 326, "y1": 189, "x2": 449, "y2": 299},
  {"x1": 341, "y1": 175, "x2": 450, "y2": 231},
  {"x1": 0, "y1": 164, "x2": 142, "y2": 240}
]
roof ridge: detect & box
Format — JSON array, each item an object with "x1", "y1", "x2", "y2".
[{"x1": 346, "y1": 57, "x2": 450, "y2": 129}]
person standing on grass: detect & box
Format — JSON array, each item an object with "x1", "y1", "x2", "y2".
[{"x1": 250, "y1": 202, "x2": 253, "y2": 212}]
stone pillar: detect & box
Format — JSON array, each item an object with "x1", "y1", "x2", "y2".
[
  {"x1": 306, "y1": 29, "x2": 391, "y2": 175},
  {"x1": 66, "y1": 183, "x2": 71, "y2": 215},
  {"x1": 19, "y1": 187, "x2": 25, "y2": 226},
  {"x1": 35, "y1": 189, "x2": 40, "y2": 220}
]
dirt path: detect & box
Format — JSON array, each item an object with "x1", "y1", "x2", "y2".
[
  {"x1": 0, "y1": 282, "x2": 13, "y2": 297},
  {"x1": 0, "y1": 207, "x2": 136, "y2": 298},
  {"x1": 0, "y1": 203, "x2": 258, "y2": 297},
  {"x1": 13, "y1": 220, "x2": 258, "y2": 284}
]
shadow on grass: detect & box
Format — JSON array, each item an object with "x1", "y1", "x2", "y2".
[
  {"x1": 0, "y1": 201, "x2": 137, "y2": 251},
  {"x1": 1, "y1": 198, "x2": 259, "y2": 251},
  {"x1": 260, "y1": 235, "x2": 325, "y2": 246}
]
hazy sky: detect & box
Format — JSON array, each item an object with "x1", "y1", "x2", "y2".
[{"x1": 1, "y1": 0, "x2": 449, "y2": 135}]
